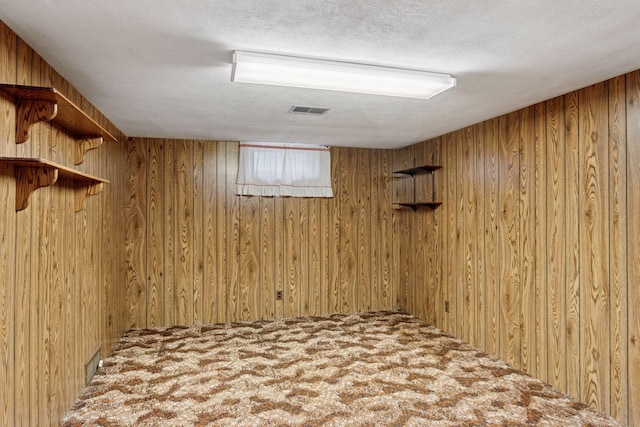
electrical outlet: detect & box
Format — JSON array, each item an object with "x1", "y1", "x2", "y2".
[
  {"x1": 276, "y1": 290, "x2": 283, "y2": 300},
  {"x1": 445, "y1": 301, "x2": 449, "y2": 313},
  {"x1": 85, "y1": 348, "x2": 101, "y2": 385}
]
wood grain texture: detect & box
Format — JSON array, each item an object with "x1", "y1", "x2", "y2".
[
  {"x1": 126, "y1": 138, "x2": 147, "y2": 329},
  {"x1": 484, "y1": 118, "x2": 500, "y2": 357},
  {"x1": 473, "y1": 129, "x2": 486, "y2": 352},
  {"x1": 163, "y1": 140, "x2": 176, "y2": 326},
  {"x1": 308, "y1": 198, "x2": 321, "y2": 315},
  {"x1": 578, "y1": 82, "x2": 610, "y2": 411},
  {"x1": 608, "y1": 75, "x2": 627, "y2": 424},
  {"x1": 339, "y1": 148, "x2": 358, "y2": 313},
  {"x1": 379, "y1": 150, "x2": 393, "y2": 312},
  {"x1": 400, "y1": 72, "x2": 638, "y2": 425},
  {"x1": 546, "y1": 95, "x2": 567, "y2": 391},
  {"x1": 533, "y1": 102, "x2": 548, "y2": 382},
  {"x1": 565, "y1": 90, "x2": 581, "y2": 399},
  {"x1": 192, "y1": 140, "x2": 204, "y2": 324},
  {"x1": 14, "y1": 36, "x2": 32, "y2": 426},
  {"x1": 202, "y1": 141, "x2": 218, "y2": 324},
  {"x1": 214, "y1": 142, "x2": 227, "y2": 323},
  {"x1": 0, "y1": 32, "x2": 17, "y2": 426},
  {"x1": 175, "y1": 140, "x2": 194, "y2": 325},
  {"x1": 520, "y1": 105, "x2": 536, "y2": 376},
  {"x1": 283, "y1": 197, "x2": 300, "y2": 318},
  {"x1": 298, "y1": 198, "x2": 309, "y2": 316},
  {"x1": 443, "y1": 131, "x2": 458, "y2": 336},
  {"x1": 146, "y1": 139, "x2": 163, "y2": 327},
  {"x1": 358, "y1": 149, "x2": 371, "y2": 313},
  {"x1": 260, "y1": 196, "x2": 275, "y2": 319},
  {"x1": 239, "y1": 195, "x2": 260, "y2": 320},
  {"x1": 627, "y1": 69, "x2": 640, "y2": 427},
  {"x1": 462, "y1": 126, "x2": 477, "y2": 346},
  {"x1": 127, "y1": 142, "x2": 398, "y2": 327}
]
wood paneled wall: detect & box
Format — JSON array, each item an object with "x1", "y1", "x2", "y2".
[
  {"x1": 401, "y1": 70, "x2": 640, "y2": 426},
  {"x1": 126, "y1": 139, "x2": 397, "y2": 327},
  {"x1": 0, "y1": 21, "x2": 128, "y2": 427}
]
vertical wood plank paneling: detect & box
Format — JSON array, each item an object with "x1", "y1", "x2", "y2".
[
  {"x1": 462, "y1": 126, "x2": 477, "y2": 345},
  {"x1": 126, "y1": 138, "x2": 147, "y2": 329},
  {"x1": 546, "y1": 95, "x2": 567, "y2": 391},
  {"x1": 498, "y1": 111, "x2": 521, "y2": 369},
  {"x1": 284, "y1": 197, "x2": 300, "y2": 318},
  {"x1": 454, "y1": 131, "x2": 464, "y2": 339},
  {"x1": 533, "y1": 102, "x2": 548, "y2": 382},
  {"x1": 14, "y1": 36, "x2": 32, "y2": 427},
  {"x1": 239, "y1": 196, "x2": 260, "y2": 320},
  {"x1": 274, "y1": 195, "x2": 285, "y2": 319},
  {"x1": 260, "y1": 197, "x2": 275, "y2": 319},
  {"x1": 202, "y1": 141, "x2": 218, "y2": 324},
  {"x1": 608, "y1": 75, "x2": 627, "y2": 424},
  {"x1": 473, "y1": 128, "x2": 486, "y2": 350},
  {"x1": 444, "y1": 132, "x2": 458, "y2": 335},
  {"x1": 340, "y1": 148, "x2": 358, "y2": 313},
  {"x1": 215, "y1": 142, "x2": 227, "y2": 323},
  {"x1": 484, "y1": 118, "x2": 500, "y2": 357},
  {"x1": 299, "y1": 198, "x2": 309, "y2": 316},
  {"x1": 308, "y1": 198, "x2": 321, "y2": 316},
  {"x1": 193, "y1": 140, "x2": 204, "y2": 324},
  {"x1": 520, "y1": 105, "x2": 536, "y2": 376},
  {"x1": 0, "y1": 23, "x2": 129, "y2": 426},
  {"x1": 175, "y1": 140, "x2": 194, "y2": 325},
  {"x1": 430, "y1": 139, "x2": 443, "y2": 327},
  {"x1": 380, "y1": 150, "x2": 393, "y2": 311},
  {"x1": 627, "y1": 69, "x2": 640, "y2": 427},
  {"x1": 163, "y1": 141, "x2": 176, "y2": 325},
  {"x1": 32, "y1": 52, "x2": 49, "y2": 427},
  {"x1": 48, "y1": 79, "x2": 65, "y2": 423},
  {"x1": 393, "y1": 146, "x2": 412, "y2": 312},
  {"x1": 329, "y1": 147, "x2": 341, "y2": 314},
  {"x1": 578, "y1": 82, "x2": 610, "y2": 411},
  {"x1": 565, "y1": 90, "x2": 582, "y2": 399},
  {"x1": 358, "y1": 149, "x2": 371, "y2": 312},
  {"x1": 320, "y1": 195, "x2": 330, "y2": 315},
  {"x1": 0, "y1": 22, "x2": 16, "y2": 427},
  {"x1": 370, "y1": 151, "x2": 380, "y2": 312},
  {"x1": 413, "y1": 144, "x2": 426, "y2": 321},
  {"x1": 226, "y1": 142, "x2": 240, "y2": 322},
  {"x1": 147, "y1": 139, "x2": 163, "y2": 327}
]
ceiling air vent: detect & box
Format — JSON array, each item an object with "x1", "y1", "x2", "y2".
[{"x1": 289, "y1": 105, "x2": 330, "y2": 115}]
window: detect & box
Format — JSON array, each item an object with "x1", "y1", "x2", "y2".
[{"x1": 235, "y1": 142, "x2": 333, "y2": 197}]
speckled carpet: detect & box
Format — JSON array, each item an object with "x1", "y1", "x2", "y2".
[{"x1": 62, "y1": 312, "x2": 620, "y2": 426}]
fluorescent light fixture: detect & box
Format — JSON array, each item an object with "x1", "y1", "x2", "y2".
[{"x1": 231, "y1": 50, "x2": 456, "y2": 100}]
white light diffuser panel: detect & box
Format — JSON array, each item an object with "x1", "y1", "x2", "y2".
[{"x1": 231, "y1": 51, "x2": 456, "y2": 100}]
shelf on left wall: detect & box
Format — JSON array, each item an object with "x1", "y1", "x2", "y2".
[
  {"x1": 0, "y1": 157, "x2": 110, "y2": 212},
  {"x1": 0, "y1": 84, "x2": 117, "y2": 164}
]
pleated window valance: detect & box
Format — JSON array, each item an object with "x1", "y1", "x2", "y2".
[{"x1": 235, "y1": 142, "x2": 333, "y2": 197}]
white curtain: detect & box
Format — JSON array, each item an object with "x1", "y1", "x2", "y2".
[{"x1": 236, "y1": 142, "x2": 334, "y2": 197}]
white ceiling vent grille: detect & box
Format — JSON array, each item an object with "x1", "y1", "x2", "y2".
[{"x1": 289, "y1": 105, "x2": 330, "y2": 115}]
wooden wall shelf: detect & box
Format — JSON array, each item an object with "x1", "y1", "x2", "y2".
[
  {"x1": 393, "y1": 164, "x2": 442, "y2": 209},
  {"x1": 393, "y1": 165, "x2": 442, "y2": 176},
  {"x1": 0, "y1": 157, "x2": 109, "y2": 212},
  {"x1": 395, "y1": 202, "x2": 442, "y2": 210},
  {"x1": 0, "y1": 84, "x2": 117, "y2": 164}
]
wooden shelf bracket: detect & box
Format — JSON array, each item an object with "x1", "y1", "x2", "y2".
[
  {"x1": 75, "y1": 181, "x2": 104, "y2": 212},
  {"x1": 0, "y1": 157, "x2": 109, "y2": 212},
  {"x1": 15, "y1": 98, "x2": 58, "y2": 144},
  {"x1": 74, "y1": 137, "x2": 104, "y2": 165},
  {"x1": 15, "y1": 165, "x2": 59, "y2": 211}
]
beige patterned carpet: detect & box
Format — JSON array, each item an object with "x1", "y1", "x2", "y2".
[{"x1": 62, "y1": 312, "x2": 619, "y2": 426}]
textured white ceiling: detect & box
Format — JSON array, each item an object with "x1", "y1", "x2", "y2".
[{"x1": 1, "y1": 0, "x2": 640, "y2": 148}]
